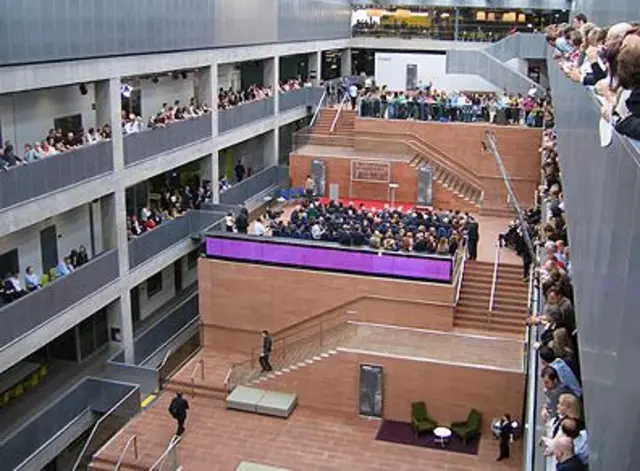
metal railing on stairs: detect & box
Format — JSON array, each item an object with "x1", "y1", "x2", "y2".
[
  {"x1": 189, "y1": 358, "x2": 205, "y2": 398},
  {"x1": 309, "y1": 90, "x2": 327, "y2": 128},
  {"x1": 329, "y1": 94, "x2": 349, "y2": 133},
  {"x1": 149, "y1": 434, "x2": 182, "y2": 471},
  {"x1": 454, "y1": 246, "x2": 467, "y2": 306},
  {"x1": 114, "y1": 434, "x2": 138, "y2": 471},
  {"x1": 489, "y1": 242, "x2": 501, "y2": 312}
]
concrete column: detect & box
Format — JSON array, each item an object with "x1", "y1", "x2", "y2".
[
  {"x1": 264, "y1": 56, "x2": 280, "y2": 115},
  {"x1": 309, "y1": 51, "x2": 322, "y2": 85},
  {"x1": 95, "y1": 78, "x2": 124, "y2": 170},
  {"x1": 264, "y1": 128, "x2": 280, "y2": 167},
  {"x1": 107, "y1": 293, "x2": 134, "y2": 364},
  {"x1": 199, "y1": 152, "x2": 220, "y2": 203},
  {"x1": 195, "y1": 64, "x2": 218, "y2": 138},
  {"x1": 341, "y1": 49, "x2": 352, "y2": 77}
]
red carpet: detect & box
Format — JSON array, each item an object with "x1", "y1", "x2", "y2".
[{"x1": 316, "y1": 197, "x2": 417, "y2": 211}]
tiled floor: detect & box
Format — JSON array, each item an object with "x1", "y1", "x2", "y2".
[{"x1": 95, "y1": 391, "x2": 522, "y2": 471}]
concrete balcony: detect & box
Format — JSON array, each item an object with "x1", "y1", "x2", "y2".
[
  {"x1": 218, "y1": 97, "x2": 275, "y2": 134},
  {"x1": 279, "y1": 87, "x2": 324, "y2": 113}
]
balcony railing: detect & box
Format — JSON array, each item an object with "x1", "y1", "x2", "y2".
[
  {"x1": 128, "y1": 211, "x2": 224, "y2": 269},
  {"x1": 0, "y1": 140, "x2": 114, "y2": 211},
  {"x1": 218, "y1": 97, "x2": 275, "y2": 134},
  {"x1": 279, "y1": 87, "x2": 324, "y2": 113},
  {"x1": 123, "y1": 114, "x2": 213, "y2": 166},
  {"x1": 1, "y1": 377, "x2": 138, "y2": 471},
  {"x1": 219, "y1": 165, "x2": 289, "y2": 206},
  {"x1": 0, "y1": 250, "x2": 119, "y2": 350}
]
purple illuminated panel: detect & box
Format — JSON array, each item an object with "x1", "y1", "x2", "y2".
[{"x1": 206, "y1": 237, "x2": 452, "y2": 282}]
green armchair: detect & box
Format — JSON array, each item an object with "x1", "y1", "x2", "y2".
[
  {"x1": 450, "y1": 408, "x2": 483, "y2": 443},
  {"x1": 411, "y1": 401, "x2": 438, "y2": 437}
]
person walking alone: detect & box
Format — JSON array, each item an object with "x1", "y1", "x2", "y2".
[
  {"x1": 496, "y1": 413, "x2": 513, "y2": 461},
  {"x1": 168, "y1": 392, "x2": 190, "y2": 436},
  {"x1": 259, "y1": 330, "x2": 273, "y2": 372},
  {"x1": 466, "y1": 219, "x2": 479, "y2": 260}
]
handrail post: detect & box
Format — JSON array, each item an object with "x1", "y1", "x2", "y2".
[
  {"x1": 199, "y1": 359, "x2": 204, "y2": 381},
  {"x1": 133, "y1": 435, "x2": 138, "y2": 460},
  {"x1": 191, "y1": 377, "x2": 195, "y2": 399},
  {"x1": 489, "y1": 242, "x2": 500, "y2": 312}
]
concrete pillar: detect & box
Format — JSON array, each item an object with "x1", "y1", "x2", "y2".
[
  {"x1": 95, "y1": 78, "x2": 124, "y2": 170},
  {"x1": 263, "y1": 128, "x2": 280, "y2": 168},
  {"x1": 309, "y1": 52, "x2": 322, "y2": 85},
  {"x1": 341, "y1": 49, "x2": 352, "y2": 77},
  {"x1": 195, "y1": 65, "x2": 218, "y2": 138},
  {"x1": 264, "y1": 56, "x2": 280, "y2": 115},
  {"x1": 199, "y1": 152, "x2": 220, "y2": 203}
]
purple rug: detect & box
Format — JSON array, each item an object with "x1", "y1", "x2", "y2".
[{"x1": 375, "y1": 420, "x2": 481, "y2": 455}]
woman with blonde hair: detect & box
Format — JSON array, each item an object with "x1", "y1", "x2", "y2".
[
  {"x1": 436, "y1": 237, "x2": 449, "y2": 255},
  {"x1": 551, "y1": 328, "x2": 580, "y2": 377}
]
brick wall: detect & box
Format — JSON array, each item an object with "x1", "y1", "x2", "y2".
[
  {"x1": 289, "y1": 154, "x2": 478, "y2": 212},
  {"x1": 199, "y1": 259, "x2": 455, "y2": 353},
  {"x1": 261, "y1": 350, "x2": 525, "y2": 431}
]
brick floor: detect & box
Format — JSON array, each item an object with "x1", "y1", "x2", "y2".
[{"x1": 95, "y1": 390, "x2": 522, "y2": 471}]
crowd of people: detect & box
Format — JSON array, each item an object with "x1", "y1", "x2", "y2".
[
  {"x1": 217, "y1": 77, "x2": 313, "y2": 111},
  {"x1": 121, "y1": 98, "x2": 211, "y2": 135},
  {"x1": 0, "y1": 245, "x2": 90, "y2": 306},
  {"x1": 547, "y1": 14, "x2": 640, "y2": 141},
  {"x1": 127, "y1": 178, "x2": 212, "y2": 240},
  {"x1": 507, "y1": 46, "x2": 586, "y2": 470},
  {"x1": 358, "y1": 87, "x2": 547, "y2": 126},
  {"x1": 237, "y1": 199, "x2": 479, "y2": 258},
  {"x1": 0, "y1": 124, "x2": 113, "y2": 171}
]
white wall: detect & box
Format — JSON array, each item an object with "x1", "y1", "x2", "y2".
[
  {"x1": 218, "y1": 64, "x2": 242, "y2": 91},
  {"x1": 374, "y1": 52, "x2": 501, "y2": 93},
  {"x1": 136, "y1": 252, "x2": 198, "y2": 321},
  {"x1": 0, "y1": 84, "x2": 96, "y2": 148},
  {"x1": 139, "y1": 76, "x2": 196, "y2": 120},
  {"x1": 0, "y1": 204, "x2": 93, "y2": 276},
  {"x1": 505, "y1": 58, "x2": 528, "y2": 76}
]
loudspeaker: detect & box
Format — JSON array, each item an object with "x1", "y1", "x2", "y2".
[{"x1": 79, "y1": 83, "x2": 88, "y2": 95}]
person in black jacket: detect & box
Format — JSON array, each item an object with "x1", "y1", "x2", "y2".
[
  {"x1": 168, "y1": 392, "x2": 190, "y2": 436},
  {"x1": 496, "y1": 413, "x2": 513, "y2": 461},
  {"x1": 466, "y1": 220, "x2": 479, "y2": 260},
  {"x1": 259, "y1": 330, "x2": 273, "y2": 372},
  {"x1": 235, "y1": 208, "x2": 249, "y2": 234}
]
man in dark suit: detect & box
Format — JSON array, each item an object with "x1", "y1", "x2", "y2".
[
  {"x1": 496, "y1": 413, "x2": 513, "y2": 461},
  {"x1": 259, "y1": 330, "x2": 273, "y2": 372},
  {"x1": 467, "y1": 220, "x2": 479, "y2": 260},
  {"x1": 168, "y1": 392, "x2": 190, "y2": 436}
]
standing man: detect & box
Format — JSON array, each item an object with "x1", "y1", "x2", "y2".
[
  {"x1": 235, "y1": 207, "x2": 249, "y2": 234},
  {"x1": 168, "y1": 392, "x2": 190, "y2": 436},
  {"x1": 305, "y1": 174, "x2": 315, "y2": 201},
  {"x1": 466, "y1": 219, "x2": 479, "y2": 260},
  {"x1": 259, "y1": 330, "x2": 273, "y2": 372},
  {"x1": 496, "y1": 413, "x2": 513, "y2": 461},
  {"x1": 234, "y1": 160, "x2": 246, "y2": 183},
  {"x1": 348, "y1": 81, "x2": 358, "y2": 111}
]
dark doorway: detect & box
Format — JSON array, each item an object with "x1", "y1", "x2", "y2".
[
  {"x1": 48, "y1": 327, "x2": 78, "y2": 362},
  {"x1": 174, "y1": 260, "x2": 183, "y2": 294},
  {"x1": 131, "y1": 286, "x2": 141, "y2": 326},
  {"x1": 40, "y1": 226, "x2": 58, "y2": 274},
  {"x1": 359, "y1": 364, "x2": 384, "y2": 418},
  {"x1": 0, "y1": 248, "x2": 19, "y2": 278}
]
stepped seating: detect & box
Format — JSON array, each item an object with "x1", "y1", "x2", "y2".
[
  {"x1": 409, "y1": 154, "x2": 483, "y2": 207},
  {"x1": 455, "y1": 260, "x2": 528, "y2": 335},
  {"x1": 226, "y1": 385, "x2": 297, "y2": 418}
]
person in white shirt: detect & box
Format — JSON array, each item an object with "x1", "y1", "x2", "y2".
[
  {"x1": 140, "y1": 206, "x2": 152, "y2": 223},
  {"x1": 24, "y1": 266, "x2": 41, "y2": 291},
  {"x1": 348, "y1": 83, "x2": 358, "y2": 110},
  {"x1": 555, "y1": 240, "x2": 567, "y2": 264},
  {"x1": 253, "y1": 217, "x2": 266, "y2": 236},
  {"x1": 124, "y1": 114, "x2": 139, "y2": 134},
  {"x1": 311, "y1": 220, "x2": 325, "y2": 240},
  {"x1": 224, "y1": 213, "x2": 234, "y2": 232}
]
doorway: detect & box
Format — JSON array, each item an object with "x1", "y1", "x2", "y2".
[
  {"x1": 406, "y1": 64, "x2": 418, "y2": 91},
  {"x1": 40, "y1": 226, "x2": 58, "y2": 274},
  {"x1": 174, "y1": 260, "x2": 183, "y2": 294},
  {"x1": 131, "y1": 286, "x2": 141, "y2": 326},
  {"x1": 359, "y1": 364, "x2": 383, "y2": 418}
]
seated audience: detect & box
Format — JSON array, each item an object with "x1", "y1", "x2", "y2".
[
  {"x1": 24, "y1": 266, "x2": 42, "y2": 292},
  {"x1": 269, "y1": 199, "x2": 472, "y2": 257}
]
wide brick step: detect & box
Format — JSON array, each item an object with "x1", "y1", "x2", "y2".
[
  {"x1": 457, "y1": 306, "x2": 526, "y2": 320},
  {"x1": 454, "y1": 318, "x2": 524, "y2": 334}
]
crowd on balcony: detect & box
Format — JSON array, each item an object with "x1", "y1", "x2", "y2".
[
  {"x1": 0, "y1": 245, "x2": 90, "y2": 306},
  {"x1": 278, "y1": 77, "x2": 313, "y2": 92},
  {"x1": 121, "y1": 98, "x2": 211, "y2": 135},
  {"x1": 511, "y1": 82, "x2": 586, "y2": 470},
  {"x1": 0, "y1": 124, "x2": 113, "y2": 170},
  {"x1": 127, "y1": 179, "x2": 212, "y2": 240},
  {"x1": 251, "y1": 199, "x2": 478, "y2": 257},
  {"x1": 357, "y1": 86, "x2": 547, "y2": 127},
  {"x1": 218, "y1": 84, "x2": 273, "y2": 110},
  {"x1": 547, "y1": 14, "x2": 640, "y2": 142}
]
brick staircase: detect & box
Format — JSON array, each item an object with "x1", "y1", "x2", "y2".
[
  {"x1": 455, "y1": 260, "x2": 528, "y2": 335},
  {"x1": 302, "y1": 108, "x2": 355, "y2": 147},
  {"x1": 230, "y1": 323, "x2": 355, "y2": 389}
]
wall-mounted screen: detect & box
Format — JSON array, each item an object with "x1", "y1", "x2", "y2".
[{"x1": 205, "y1": 235, "x2": 453, "y2": 283}]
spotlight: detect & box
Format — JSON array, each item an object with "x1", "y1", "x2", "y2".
[{"x1": 79, "y1": 83, "x2": 88, "y2": 95}]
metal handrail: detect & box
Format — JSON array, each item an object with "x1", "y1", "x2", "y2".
[
  {"x1": 71, "y1": 387, "x2": 139, "y2": 471},
  {"x1": 329, "y1": 94, "x2": 349, "y2": 133},
  {"x1": 149, "y1": 434, "x2": 182, "y2": 471},
  {"x1": 189, "y1": 358, "x2": 204, "y2": 398},
  {"x1": 159, "y1": 347, "x2": 174, "y2": 370},
  {"x1": 488, "y1": 242, "x2": 501, "y2": 312},
  {"x1": 455, "y1": 250, "x2": 467, "y2": 306},
  {"x1": 114, "y1": 435, "x2": 138, "y2": 471},
  {"x1": 309, "y1": 90, "x2": 327, "y2": 128}
]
